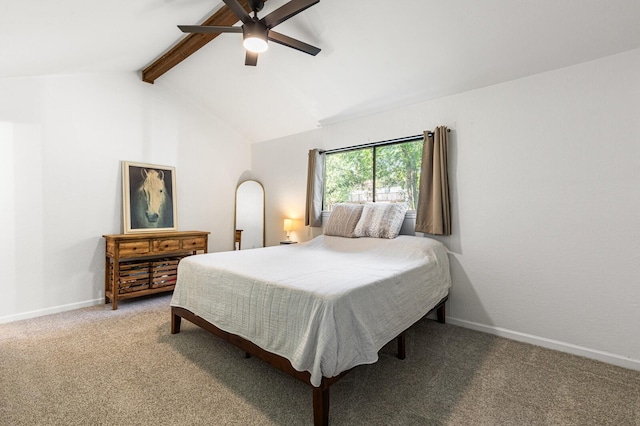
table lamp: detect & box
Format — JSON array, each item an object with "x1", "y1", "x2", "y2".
[{"x1": 283, "y1": 218, "x2": 293, "y2": 242}]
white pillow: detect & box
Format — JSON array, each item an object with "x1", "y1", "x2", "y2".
[
  {"x1": 324, "y1": 203, "x2": 364, "y2": 238},
  {"x1": 353, "y1": 202, "x2": 407, "y2": 239}
]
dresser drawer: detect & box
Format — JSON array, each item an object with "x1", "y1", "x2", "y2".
[
  {"x1": 152, "y1": 239, "x2": 181, "y2": 253},
  {"x1": 182, "y1": 237, "x2": 206, "y2": 251},
  {"x1": 119, "y1": 241, "x2": 151, "y2": 257}
]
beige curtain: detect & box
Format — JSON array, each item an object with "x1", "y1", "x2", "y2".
[
  {"x1": 415, "y1": 126, "x2": 451, "y2": 235},
  {"x1": 305, "y1": 149, "x2": 324, "y2": 227}
]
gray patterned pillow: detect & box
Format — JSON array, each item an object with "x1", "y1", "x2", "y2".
[
  {"x1": 324, "y1": 203, "x2": 364, "y2": 238},
  {"x1": 353, "y1": 202, "x2": 408, "y2": 239}
]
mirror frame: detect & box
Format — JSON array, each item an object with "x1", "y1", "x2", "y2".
[{"x1": 233, "y1": 179, "x2": 265, "y2": 249}]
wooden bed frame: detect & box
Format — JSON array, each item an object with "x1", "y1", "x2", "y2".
[{"x1": 171, "y1": 296, "x2": 448, "y2": 425}]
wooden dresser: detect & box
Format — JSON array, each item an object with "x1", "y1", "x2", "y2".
[{"x1": 103, "y1": 230, "x2": 209, "y2": 309}]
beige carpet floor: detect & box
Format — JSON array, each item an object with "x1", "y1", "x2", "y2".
[{"x1": 1, "y1": 294, "x2": 639, "y2": 425}]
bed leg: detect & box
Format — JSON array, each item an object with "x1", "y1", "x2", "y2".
[
  {"x1": 397, "y1": 332, "x2": 406, "y2": 360},
  {"x1": 171, "y1": 311, "x2": 182, "y2": 334},
  {"x1": 312, "y1": 385, "x2": 330, "y2": 426},
  {"x1": 436, "y1": 302, "x2": 446, "y2": 324}
]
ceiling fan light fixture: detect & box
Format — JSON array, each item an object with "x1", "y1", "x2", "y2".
[
  {"x1": 243, "y1": 22, "x2": 268, "y2": 53},
  {"x1": 243, "y1": 36, "x2": 268, "y2": 53},
  {"x1": 178, "y1": 0, "x2": 322, "y2": 66}
]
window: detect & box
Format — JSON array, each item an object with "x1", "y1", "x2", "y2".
[{"x1": 323, "y1": 136, "x2": 423, "y2": 211}]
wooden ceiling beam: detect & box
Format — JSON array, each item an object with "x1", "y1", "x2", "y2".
[{"x1": 141, "y1": 0, "x2": 255, "y2": 84}]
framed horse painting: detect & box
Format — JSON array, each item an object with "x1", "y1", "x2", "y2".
[{"x1": 122, "y1": 161, "x2": 178, "y2": 233}]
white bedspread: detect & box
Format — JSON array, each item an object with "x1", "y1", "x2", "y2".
[{"x1": 170, "y1": 235, "x2": 451, "y2": 387}]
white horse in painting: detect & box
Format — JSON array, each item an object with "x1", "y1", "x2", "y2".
[{"x1": 131, "y1": 168, "x2": 173, "y2": 229}]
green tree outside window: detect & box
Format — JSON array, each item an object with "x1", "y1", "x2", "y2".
[{"x1": 323, "y1": 138, "x2": 422, "y2": 211}]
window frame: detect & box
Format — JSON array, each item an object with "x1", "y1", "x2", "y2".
[{"x1": 322, "y1": 134, "x2": 424, "y2": 211}]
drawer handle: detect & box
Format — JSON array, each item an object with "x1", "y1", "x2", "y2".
[{"x1": 164, "y1": 244, "x2": 169, "y2": 248}]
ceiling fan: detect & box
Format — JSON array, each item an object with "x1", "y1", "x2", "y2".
[{"x1": 178, "y1": 0, "x2": 321, "y2": 66}]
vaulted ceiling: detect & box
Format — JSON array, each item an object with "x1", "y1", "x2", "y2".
[{"x1": 3, "y1": 0, "x2": 640, "y2": 143}]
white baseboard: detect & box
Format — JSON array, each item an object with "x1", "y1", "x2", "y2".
[
  {"x1": 0, "y1": 298, "x2": 104, "y2": 324},
  {"x1": 447, "y1": 316, "x2": 640, "y2": 372}
]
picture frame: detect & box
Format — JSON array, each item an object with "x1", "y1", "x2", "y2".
[{"x1": 122, "y1": 161, "x2": 178, "y2": 234}]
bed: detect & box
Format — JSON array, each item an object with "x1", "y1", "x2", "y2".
[{"x1": 170, "y1": 204, "x2": 451, "y2": 425}]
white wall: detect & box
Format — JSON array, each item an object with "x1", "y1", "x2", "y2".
[
  {"x1": 0, "y1": 72, "x2": 251, "y2": 322},
  {"x1": 252, "y1": 48, "x2": 640, "y2": 370}
]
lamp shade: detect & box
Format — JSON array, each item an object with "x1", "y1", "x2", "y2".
[{"x1": 283, "y1": 218, "x2": 293, "y2": 232}]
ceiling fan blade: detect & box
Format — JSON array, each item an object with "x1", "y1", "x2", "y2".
[
  {"x1": 245, "y1": 51, "x2": 259, "y2": 66},
  {"x1": 178, "y1": 25, "x2": 243, "y2": 34},
  {"x1": 262, "y1": 0, "x2": 319, "y2": 28},
  {"x1": 223, "y1": 0, "x2": 252, "y2": 24},
  {"x1": 268, "y1": 31, "x2": 320, "y2": 56}
]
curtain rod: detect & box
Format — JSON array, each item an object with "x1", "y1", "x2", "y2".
[
  {"x1": 321, "y1": 128, "x2": 452, "y2": 155},
  {"x1": 426, "y1": 128, "x2": 452, "y2": 134}
]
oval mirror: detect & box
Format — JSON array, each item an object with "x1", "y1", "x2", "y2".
[{"x1": 234, "y1": 180, "x2": 265, "y2": 250}]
